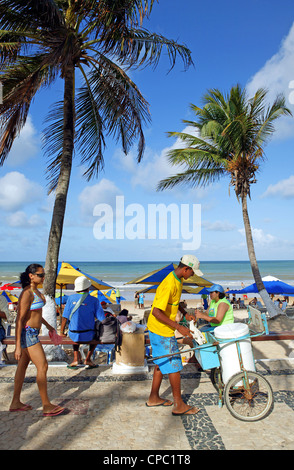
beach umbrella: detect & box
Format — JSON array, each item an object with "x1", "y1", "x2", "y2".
[
  {"x1": 54, "y1": 261, "x2": 114, "y2": 309},
  {"x1": 0, "y1": 283, "x2": 19, "y2": 291},
  {"x1": 125, "y1": 263, "x2": 213, "y2": 288},
  {"x1": 102, "y1": 289, "x2": 126, "y2": 302},
  {"x1": 227, "y1": 276, "x2": 294, "y2": 295},
  {"x1": 0, "y1": 291, "x2": 18, "y2": 303},
  {"x1": 55, "y1": 293, "x2": 69, "y2": 304},
  {"x1": 55, "y1": 262, "x2": 113, "y2": 290},
  {"x1": 90, "y1": 290, "x2": 114, "y2": 303}
]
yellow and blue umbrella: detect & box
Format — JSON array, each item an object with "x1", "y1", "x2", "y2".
[
  {"x1": 125, "y1": 263, "x2": 213, "y2": 288},
  {"x1": 0, "y1": 291, "x2": 18, "y2": 303},
  {"x1": 90, "y1": 290, "x2": 114, "y2": 303}
]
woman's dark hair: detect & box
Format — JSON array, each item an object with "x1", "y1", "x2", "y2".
[
  {"x1": 218, "y1": 292, "x2": 225, "y2": 299},
  {"x1": 20, "y1": 264, "x2": 43, "y2": 288},
  {"x1": 119, "y1": 309, "x2": 129, "y2": 316}
]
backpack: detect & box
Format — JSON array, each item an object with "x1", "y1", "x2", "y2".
[{"x1": 95, "y1": 316, "x2": 122, "y2": 352}]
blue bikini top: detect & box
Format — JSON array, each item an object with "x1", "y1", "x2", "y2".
[{"x1": 30, "y1": 291, "x2": 45, "y2": 310}]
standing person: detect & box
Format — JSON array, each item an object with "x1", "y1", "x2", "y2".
[
  {"x1": 138, "y1": 292, "x2": 145, "y2": 309},
  {"x1": 60, "y1": 276, "x2": 105, "y2": 369},
  {"x1": 115, "y1": 288, "x2": 121, "y2": 304},
  {"x1": 201, "y1": 293, "x2": 209, "y2": 310},
  {"x1": 10, "y1": 264, "x2": 65, "y2": 417},
  {"x1": 146, "y1": 255, "x2": 202, "y2": 416},
  {"x1": 134, "y1": 292, "x2": 139, "y2": 309}
]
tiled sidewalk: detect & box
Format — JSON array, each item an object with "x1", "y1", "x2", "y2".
[{"x1": 1, "y1": 359, "x2": 294, "y2": 451}]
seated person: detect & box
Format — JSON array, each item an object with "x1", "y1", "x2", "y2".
[
  {"x1": 117, "y1": 309, "x2": 132, "y2": 324},
  {"x1": 0, "y1": 295, "x2": 11, "y2": 361},
  {"x1": 195, "y1": 284, "x2": 234, "y2": 330},
  {"x1": 100, "y1": 301, "x2": 116, "y2": 317},
  {"x1": 61, "y1": 276, "x2": 105, "y2": 368}
]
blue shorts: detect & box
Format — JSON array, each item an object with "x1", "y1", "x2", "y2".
[
  {"x1": 149, "y1": 331, "x2": 183, "y2": 375},
  {"x1": 21, "y1": 326, "x2": 40, "y2": 349}
]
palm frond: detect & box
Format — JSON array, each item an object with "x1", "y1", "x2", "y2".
[
  {"x1": 0, "y1": 55, "x2": 57, "y2": 164},
  {"x1": 77, "y1": 54, "x2": 151, "y2": 171},
  {"x1": 0, "y1": 0, "x2": 64, "y2": 31},
  {"x1": 157, "y1": 167, "x2": 225, "y2": 191}
]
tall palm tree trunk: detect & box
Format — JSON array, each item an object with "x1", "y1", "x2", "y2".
[
  {"x1": 44, "y1": 65, "x2": 75, "y2": 298},
  {"x1": 241, "y1": 195, "x2": 281, "y2": 318}
]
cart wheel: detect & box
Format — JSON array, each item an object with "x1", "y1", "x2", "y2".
[
  {"x1": 210, "y1": 367, "x2": 222, "y2": 391},
  {"x1": 223, "y1": 371, "x2": 274, "y2": 422}
]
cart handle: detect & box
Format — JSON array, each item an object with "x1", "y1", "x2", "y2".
[{"x1": 147, "y1": 341, "x2": 218, "y2": 362}]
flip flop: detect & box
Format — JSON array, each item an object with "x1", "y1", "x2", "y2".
[
  {"x1": 85, "y1": 364, "x2": 99, "y2": 369},
  {"x1": 9, "y1": 404, "x2": 33, "y2": 412},
  {"x1": 172, "y1": 406, "x2": 200, "y2": 416},
  {"x1": 67, "y1": 363, "x2": 83, "y2": 370},
  {"x1": 43, "y1": 406, "x2": 65, "y2": 417},
  {"x1": 145, "y1": 399, "x2": 173, "y2": 407}
]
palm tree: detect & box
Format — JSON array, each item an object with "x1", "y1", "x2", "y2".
[
  {"x1": 0, "y1": 0, "x2": 193, "y2": 296},
  {"x1": 158, "y1": 85, "x2": 292, "y2": 318}
]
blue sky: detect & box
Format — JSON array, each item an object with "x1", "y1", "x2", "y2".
[{"x1": 1, "y1": 0, "x2": 294, "y2": 262}]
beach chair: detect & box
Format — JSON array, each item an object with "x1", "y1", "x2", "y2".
[
  {"x1": 281, "y1": 301, "x2": 287, "y2": 311},
  {"x1": 92, "y1": 343, "x2": 115, "y2": 364}
]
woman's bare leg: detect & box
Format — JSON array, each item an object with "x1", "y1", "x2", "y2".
[
  {"x1": 10, "y1": 348, "x2": 31, "y2": 410},
  {"x1": 27, "y1": 342, "x2": 63, "y2": 414}
]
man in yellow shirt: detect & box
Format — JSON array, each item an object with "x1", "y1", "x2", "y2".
[{"x1": 146, "y1": 255, "x2": 202, "y2": 416}]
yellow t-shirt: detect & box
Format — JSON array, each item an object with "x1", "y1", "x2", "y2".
[{"x1": 147, "y1": 271, "x2": 183, "y2": 337}]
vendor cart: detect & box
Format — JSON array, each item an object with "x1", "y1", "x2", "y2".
[{"x1": 149, "y1": 306, "x2": 274, "y2": 422}]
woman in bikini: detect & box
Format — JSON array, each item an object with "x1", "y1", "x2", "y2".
[{"x1": 10, "y1": 264, "x2": 65, "y2": 417}]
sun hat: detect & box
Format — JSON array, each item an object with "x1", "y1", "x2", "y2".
[
  {"x1": 74, "y1": 276, "x2": 91, "y2": 292},
  {"x1": 207, "y1": 284, "x2": 224, "y2": 294},
  {"x1": 180, "y1": 254, "x2": 203, "y2": 276}
]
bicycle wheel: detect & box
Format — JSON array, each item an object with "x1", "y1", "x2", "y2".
[
  {"x1": 223, "y1": 371, "x2": 274, "y2": 422},
  {"x1": 210, "y1": 367, "x2": 222, "y2": 391}
]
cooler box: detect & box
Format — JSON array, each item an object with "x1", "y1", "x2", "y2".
[{"x1": 194, "y1": 332, "x2": 220, "y2": 370}]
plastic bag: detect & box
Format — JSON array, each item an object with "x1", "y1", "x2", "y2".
[
  {"x1": 120, "y1": 321, "x2": 137, "y2": 333},
  {"x1": 49, "y1": 329, "x2": 63, "y2": 346},
  {"x1": 189, "y1": 320, "x2": 206, "y2": 345}
]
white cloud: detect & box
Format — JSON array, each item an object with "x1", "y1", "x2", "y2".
[
  {"x1": 78, "y1": 178, "x2": 122, "y2": 219},
  {"x1": 113, "y1": 126, "x2": 216, "y2": 199},
  {"x1": 238, "y1": 227, "x2": 277, "y2": 247},
  {"x1": 0, "y1": 172, "x2": 43, "y2": 211},
  {"x1": 246, "y1": 22, "x2": 294, "y2": 139},
  {"x1": 261, "y1": 174, "x2": 294, "y2": 198},
  {"x1": 6, "y1": 116, "x2": 40, "y2": 166},
  {"x1": 6, "y1": 211, "x2": 46, "y2": 228}
]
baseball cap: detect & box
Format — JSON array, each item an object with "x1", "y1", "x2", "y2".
[
  {"x1": 74, "y1": 275, "x2": 91, "y2": 292},
  {"x1": 207, "y1": 284, "x2": 224, "y2": 294},
  {"x1": 180, "y1": 254, "x2": 203, "y2": 276}
]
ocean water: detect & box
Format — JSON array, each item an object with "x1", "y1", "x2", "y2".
[{"x1": 1, "y1": 260, "x2": 293, "y2": 301}]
